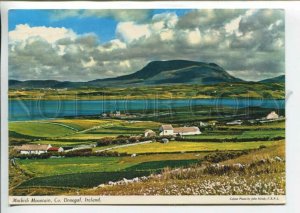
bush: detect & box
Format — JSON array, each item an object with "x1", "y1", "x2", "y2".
[
  {"x1": 259, "y1": 145, "x2": 267, "y2": 149},
  {"x1": 203, "y1": 151, "x2": 249, "y2": 163},
  {"x1": 12, "y1": 153, "x2": 52, "y2": 159}
]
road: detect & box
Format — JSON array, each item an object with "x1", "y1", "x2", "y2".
[{"x1": 95, "y1": 140, "x2": 153, "y2": 153}]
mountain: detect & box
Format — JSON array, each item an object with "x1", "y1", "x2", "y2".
[
  {"x1": 9, "y1": 60, "x2": 244, "y2": 89},
  {"x1": 259, "y1": 75, "x2": 285, "y2": 83}
]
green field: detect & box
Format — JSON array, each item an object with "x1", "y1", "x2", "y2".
[
  {"x1": 9, "y1": 114, "x2": 285, "y2": 195},
  {"x1": 185, "y1": 129, "x2": 285, "y2": 140},
  {"x1": 16, "y1": 155, "x2": 203, "y2": 188},
  {"x1": 9, "y1": 119, "x2": 162, "y2": 146},
  {"x1": 113, "y1": 141, "x2": 281, "y2": 154},
  {"x1": 9, "y1": 122, "x2": 77, "y2": 138},
  {"x1": 19, "y1": 158, "x2": 202, "y2": 188},
  {"x1": 16, "y1": 153, "x2": 205, "y2": 177}
]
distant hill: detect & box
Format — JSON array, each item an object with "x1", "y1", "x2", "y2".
[
  {"x1": 259, "y1": 75, "x2": 285, "y2": 83},
  {"x1": 9, "y1": 60, "x2": 244, "y2": 89}
]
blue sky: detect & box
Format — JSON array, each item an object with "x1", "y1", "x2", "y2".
[{"x1": 8, "y1": 9, "x2": 284, "y2": 81}]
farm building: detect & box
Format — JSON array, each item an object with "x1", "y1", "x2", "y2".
[
  {"x1": 47, "y1": 147, "x2": 64, "y2": 152},
  {"x1": 159, "y1": 125, "x2": 201, "y2": 136},
  {"x1": 266, "y1": 111, "x2": 279, "y2": 120},
  {"x1": 14, "y1": 144, "x2": 52, "y2": 155},
  {"x1": 144, "y1": 129, "x2": 156, "y2": 137},
  {"x1": 159, "y1": 125, "x2": 174, "y2": 136}
]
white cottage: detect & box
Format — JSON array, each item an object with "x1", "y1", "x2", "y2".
[
  {"x1": 159, "y1": 125, "x2": 201, "y2": 136},
  {"x1": 15, "y1": 144, "x2": 52, "y2": 155},
  {"x1": 159, "y1": 125, "x2": 174, "y2": 136},
  {"x1": 266, "y1": 111, "x2": 279, "y2": 120}
]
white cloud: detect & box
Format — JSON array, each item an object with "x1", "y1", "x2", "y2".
[
  {"x1": 9, "y1": 24, "x2": 76, "y2": 44},
  {"x1": 186, "y1": 28, "x2": 201, "y2": 45},
  {"x1": 81, "y1": 57, "x2": 97, "y2": 68},
  {"x1": 116, "y1": 22, "x2": 151, "y2": 42},
  {"x1": 225, "y1": 17, "x2": 242, "y2": 35},
  {"x1": 160, "y1": 30, "x2": 174, "y2": 41},
  {"x1": 98, "y1": 39, "x2": 127, "y2": 52}
]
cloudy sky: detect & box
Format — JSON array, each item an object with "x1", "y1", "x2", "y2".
[{"x1": 9, "y1": 9, "x2": 284, "y2": 82}]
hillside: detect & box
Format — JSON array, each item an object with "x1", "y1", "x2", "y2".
[
  {"x1": 259, "y1": 75, "x2": 285, "y2": 83},
  {"x1": 9, "y1": 60, "x2": 243, "y2": 89}
]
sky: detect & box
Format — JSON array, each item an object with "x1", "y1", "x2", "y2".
[{"x1": 8, "y1": 9, "x2": 285, "y2": 82}]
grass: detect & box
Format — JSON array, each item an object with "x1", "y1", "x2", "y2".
[
  {"x1": 49, "y1": 119, "x2": 113, "y2": 131},
  {"x1": 16, "y1": 158, "x2": 202, "y2": 188},
  {"x1": 18, "y1": 171, "x2": 152, "y2": 188},
  {"x1": 30, "y1": 140, "x2": 93, "y2": 147},
  {"x1": 185, "y1": 129, "x2": 285, "y2": 140},
  {"x1": 9, "y1": 121, "x2": 76, "y2": 138},
  {"x1": 16, "y1": 153, "x2": 206, "y2": 177},
  {"x1": 80, "y1": 141, "x2": 285, "y2": 196},
  {"x1": 113, "y1": 140, "x2": 282, "y2": 154}
]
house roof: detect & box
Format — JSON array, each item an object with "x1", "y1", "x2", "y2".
[
  {"x1": 48, "y1": 147, "x2": 60, "y2": 151},
  {"x1": 15, "y1": 144, "x2": 49, "y2": 151},
  {"x1": 160, "y1": 125, "x2": 173, "y2": 130},
  {"x1": 173, "y1": 127, "x2": 200, "y2": 133},
  {"x1": 144, "y1": 129, "x2": 155, "y2": 133}
]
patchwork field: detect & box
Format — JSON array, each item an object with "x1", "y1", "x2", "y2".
[{"x1": 9, "y1": 117, "x2": 285, "y2": 196}]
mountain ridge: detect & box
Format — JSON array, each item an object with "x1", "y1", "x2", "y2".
[
  {"x1": 259, "y1": 75, "x2": 285, "y2": 83},
  {"x1": 9, "y1": 60, "x2": 279, "y2": 89}
]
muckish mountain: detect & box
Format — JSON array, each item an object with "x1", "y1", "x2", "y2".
[
  {"x1": 9, "y1": 60, "x2": 244, "y2": 89},
  {"x1": 259, "y1": 75, "x2": 285, "y2": 83},
  {"x1": 88, "y1": 60, "x2": 243, "y2": 86}
]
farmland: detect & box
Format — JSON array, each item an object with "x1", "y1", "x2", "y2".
[
  {"x1": 113, "y1": 141, "x2": 281, "y2": 154},
  {"x1": 80, "y1": 141, "x2": 285, "y2": 196},
  {"x1": 9, "y1": 108, "x2": 285, "y2": 196}
]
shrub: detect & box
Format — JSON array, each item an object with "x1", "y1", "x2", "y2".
[
  {"x1": 203, "y1": 151, "x2": 249, "y2": 163},
  {"x1": 259, "y1": 145, "x2": 267, "y2": 149}
]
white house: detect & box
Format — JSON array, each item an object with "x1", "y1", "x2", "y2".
[
  {"x1": 159, "y1": 125, "x2": 201, "y2": 136},
  {"x1": 173, "y1": 127, "x2": 201, "y2": 136},
  {"x1": 159, "y1": 125, "x2": 174, "y2": 136},
  {"x1": 266, "y1": 111, "x2": 279, "y2": 120},
  {"x1": 15, "y1": 144, "x2": 52, "y2": 155}
]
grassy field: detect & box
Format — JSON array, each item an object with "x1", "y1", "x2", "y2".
[
  {"x1": 9, "y1": 119, "x2": 162, "y2": 145},
  {"x1": 80, "y1": 141, "x2": 285, "y2": 195},
  {"x1": 113, "y1": 141, "x2": 281, "y2": 154},
  {"x1": 9, "y1": 121, "x2": 77, "y2": 138},
  {"x1": 185, "y1": 129, "x2": 285, "y2": 140},
  {"x1": 49, "y1": 119, "x2": 114, "y2": 130},
  {"x1": 9, "y1": 111, "x2": 285, "y2": 195},
  {"x1": 16, "y1": 153, "x2": 206, "y2": 177},
  {"x1": 30, "y1": 140, "x2": 93, "y2": 147},
  {"x1": 14, "y1": 153, "x2": 205, "y2": 189}
]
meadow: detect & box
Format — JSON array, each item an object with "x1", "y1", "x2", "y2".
[
  {"x1": 80, "y1": 141, "x2": 285, "y2": 196},
  {"x1": 113, "y1": 141, "x2": 281, "y2": 154}
]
